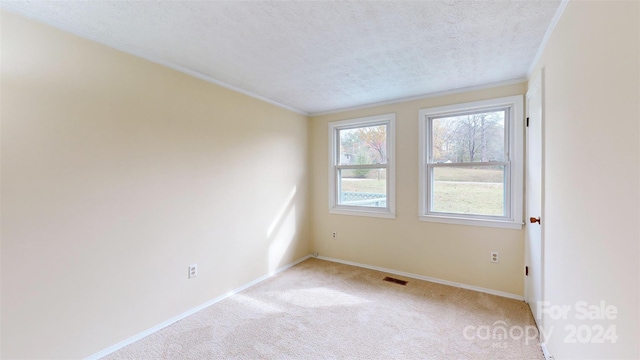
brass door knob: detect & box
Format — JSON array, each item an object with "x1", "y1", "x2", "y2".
[{"x1": 529, "y1": 217, "x2": 541, "y2": 224}]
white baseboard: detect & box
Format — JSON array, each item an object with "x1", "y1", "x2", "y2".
[
  {"x1": 541, "y1": 342, "x2": 553, "y2": 360},
  {"x1": 86, "y1": 255, "x2": 312, "y2": 360},
  {"x1": 315, "y1": 255, "x2": 524, "y2": 301},
  {"x1": 87, "y1": 254, "x2": 523, "y2": 359}
]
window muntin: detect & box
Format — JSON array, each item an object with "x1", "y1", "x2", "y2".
[
  {"x1": 329, "y1": 114, "x2": 395, "y2": 218},
  {"x1": 419, "y1": 97, "x2": 523, "y2": 229}
]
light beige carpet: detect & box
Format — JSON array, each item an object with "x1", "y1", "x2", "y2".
[{"x1": 104, "y1": 258, "x2": 544, "y2": 359}]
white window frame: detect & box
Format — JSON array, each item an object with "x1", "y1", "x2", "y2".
[
  {"x1": 328, "y1": 113, "x2": 396, "y2": 219},
  {"x1": 418, "y1": 96, "x2": 524, "y2": 229}
]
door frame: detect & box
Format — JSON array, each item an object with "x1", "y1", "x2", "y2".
[{"x1": 525, "y1": 69, "x2": 546, "y2": 326}]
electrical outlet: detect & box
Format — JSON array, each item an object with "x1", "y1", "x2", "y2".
[
  {"x1": 491, "y1": 252, "x2": 499, "y2": 263},
  {"x1": 188, "y1": 264, "x2": 197, "y2": 278},
  {"x1": 331, "y1": 231, "x2": 337, "y2": 239}
]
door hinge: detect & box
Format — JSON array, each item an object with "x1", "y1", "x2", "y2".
[
  {"x1": 525, "y1": 266, "x2": 529, "y2": 276},
  {"x1": 526, "y1": 117, "x2": 529, "y2": 127}
]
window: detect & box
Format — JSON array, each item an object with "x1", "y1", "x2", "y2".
[
  {"x1": 419, "y1": 96, "x2": 523, "y2": 229},
  {"x1": 328, "y1": 113, "x2": 396, "y2": 218}
]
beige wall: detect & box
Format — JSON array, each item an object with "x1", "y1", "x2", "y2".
[
  {"x1": 309, "y1": 83, "x2": 527, "y2": 296},
  {"x1": 6, "y1": 2, "x2": 638, "y2": 359},
  {"x1": 0, "y1": 12, "x2": 309, "y2": 359},
  {"x1": 530, "y1": 1, "x2": 639, "y2": 358}
]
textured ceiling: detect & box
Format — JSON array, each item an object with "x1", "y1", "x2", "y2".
[{"x1": 1, "y1": 1, "x2": 561, "y2": 114}]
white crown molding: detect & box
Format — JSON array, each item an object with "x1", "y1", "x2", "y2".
[
  {"x1": 0, "y1": 5, "x2": 309, "y2": 116},
  {"x1": 1, "y1": 2, "x2": 562, "y2": 118},
  {"x1": 527, "y1": 0, "x2": 570, "y2": 77},
  {"x1": 84, "y1": 255, "x2": 312, "y2": 360},
  {"x1": 315, "y1": 255, "x2": 524, "y2": 301},
  {"x1": 309, "y1": 78, "x2": 528, "y2": 117}
]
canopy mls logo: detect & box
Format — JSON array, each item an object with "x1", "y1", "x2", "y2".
[
  {"x1": 537, "y1": 300, "x2": 618, "y2": 344},
  {"x1": 463, "y1": 301, "x2": 619, "y2": 348},
  {"x1": 463, "y1": 321, "x2": 539, "y2": 349}
]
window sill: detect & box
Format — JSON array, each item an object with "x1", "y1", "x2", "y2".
[
  {"x1": 330, "y1": 208, "x2": 396, "y2": 219},
  {"x1": 419, "y1": 215, "x2": 523, "y2": 229}
]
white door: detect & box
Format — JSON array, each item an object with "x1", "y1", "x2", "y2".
[{"x1": 525, "y1": 71, "x2": 544, "y2": 325}]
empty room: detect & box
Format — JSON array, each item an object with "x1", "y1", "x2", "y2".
[{"x1": 1, "y1": 1, "x2": 638, "y2": 359}]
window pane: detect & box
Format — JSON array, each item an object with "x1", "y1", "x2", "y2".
[
  {"x1": 339, "y1": 168, "x2": 387, "y2": 208},
  {"x1": 431, "y1": 166, "x2": 505, "y2": 216},
  {"x1": 339, "y1": 125, "x2": 387, "y2": 165},
  {"x1": 431, "y1": 110, "x2": 505, "y2": 163}
]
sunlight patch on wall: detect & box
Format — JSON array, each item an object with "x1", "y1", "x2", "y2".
[
  {"x1": 267, "y1": 186, "x2": 297, "y2": 271},
  {"x1": 267, "y1": 186, "x2": 297, "y2": 238}
]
